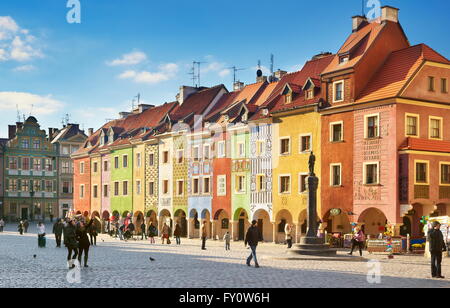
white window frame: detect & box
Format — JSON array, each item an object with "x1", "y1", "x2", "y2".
[
  {"x1": 279, "y1": 137, "x2": 291, "y2": 156},
  {"x1": 238, "y1": 142, "x2": 245, "y2": 158},
  {"x1": 256, "y1": 174, "x2": 266, "y2": 192},
  {"x1": 235, "y1": 175, "x2": 246, "y2": 194},
  {"x1": 203, "y1": 144, "x2": 211, "y2": 160},
  {"x1": 162, "y1": 179, "x2": 170, "y2": 195},
  {"x1": 176, "y1": 149, "x2": 184, "y2": 164},
  {"x1": 80, "y1": 184, "x2": 85, "y2": 199},
  {"x1": 363, "y1": 162, "x2": 380, "y2": 185},
  {"x1": 217, "y1": 141, "x2": 226, "y2": 158},
  {"x1": 299, "y1": 133, "x2": 312, "y2": 153},
  {"x1": 364, "y1": 113, "x2": 380, "y2": 139},
  {"x1": 136, "y1": 180, "x2": 141, "y2": 195},
  {"x1": 114, "y1": 156, "x2": 119, "y2": 169},
  {"x1": 279, "y1": 174, "x2": 291, "y2": 195},
  {"x1": 193, "y1": 146, "x2": 200, "y2": 161},
  {"x1": 122, "y1": 155, "x2": 128, "y2": 168},
  {"x1": 114, "y1": 182, "x2": 119, "y2": 196},
  {"x1": 330, "y1": 163, "x2": 342, "y2": 187},
  {"x1": 332, "y1": 80, "x2": 344, "y2": 103},
  {"x1": 136, "y1": 153, "x2": 141, "y2": 168},
  {"x1": 162, "y1": 151, "x2": 170, "y2": 164},
  {"x1": 203, "y1": 176, "x2": 211, "y2": 195},
  {"x1": 330, "y1": 121, "x2": 344, "y2": 142},
  {"x1": 299, "y1": 173, "x2": 309, "y2": 194},
  {"x1": 122, "y1": 181, "x2": 129, "y2": 196},
  {"x1": 217, "y1": 175, "x2": 226, "y2": 196},
  {"x1": 176, "y1": 179, "x2": 184, "y2": 196},
  {"x1": 148, "y1": 181, "x2": 155, "y2": 196},
  {"x1": 256, "y1": 140, "x2": 265, "y2": 157},
  {"x1": 192, "y1": 177, "x2": 200, "y2": 195}
]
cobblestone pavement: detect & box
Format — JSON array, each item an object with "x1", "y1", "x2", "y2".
[{"x1": 0, "y1": 223, "x2": 449, "y2": 288}]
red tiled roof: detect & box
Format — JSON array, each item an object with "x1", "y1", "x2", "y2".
[
  {"x1": 357, "y1": 44, "x2": 450, "y2": 103},
  {"x1": 401, "y1": 137, "x2": 450, "y2": 153},
  {"x1": 253, "y1": 82, "x2": 279, "y2": 107},
  {"x1": 204, "y1": 91, "x2": 240, "y2": 121}
]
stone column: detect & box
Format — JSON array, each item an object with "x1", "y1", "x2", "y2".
[
  {"x1": 231, "y1": 221, "x2": 236, "y2": 241},
  {"x1": 212, "y1": 220, "x2": 217, "y2": 240},
  {"x1": 301, "y1": 175, "x2": 322, "y2": 245},
  {"x1": 272, "y1": 222, "x2": 277, "y2": 244},
  {"x1": 187, "y1": 218, "x2": 192, "y2": 239},
  {"x1": 295, "y1": 223, "x2": 300, "y2": 244}
]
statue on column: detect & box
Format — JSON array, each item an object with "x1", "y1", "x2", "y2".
[{"x1": 308, "y1": 151, "x2": 316, "y2": 176}]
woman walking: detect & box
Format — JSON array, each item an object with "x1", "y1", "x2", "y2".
[
  {"x1": 161, "y1": 222, "x2": 170, "y2": 245},
  {"x1": 148, "y1": 222, "x2": 157, "y2": 244},
  {"x1": 348, "y1": 226, "x2": 366, "y2": 257},
  {"x1": 174, "y1": 222, "x2": 181, "y2": 245},
  {"x1": 76, "y1": 219, "x2": 94, "y2": 268},
  {"x1": 285, "y1": 223, "x2": 293, "y2": 249},
  {"x1": 64, "y1": 219, "x2": 79, "y2": 269},
  {"x1": 37, "y1": 222, "x2": 46, "y2": 248},
  {"x1": 88, "y1": 222, "x2": 98, "y2": 246},
  {"x1": 18, "y1": 221, "x2": 24, "y2": 235}
]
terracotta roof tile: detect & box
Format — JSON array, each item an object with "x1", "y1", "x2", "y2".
[{"x1": 401, "y1": 137, "x2": 450, "y2": 153}]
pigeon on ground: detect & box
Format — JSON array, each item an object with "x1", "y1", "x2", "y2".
[
  {"x1": 33, "y1": 255, "x2": 36, "y2": 258},
  {"x1": 149, "y1": 257, "x2": 155, "y2": 262}
]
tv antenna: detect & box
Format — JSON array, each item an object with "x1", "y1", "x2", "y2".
[
  {"x1": 192, "y1": 61, "x2": 207, "y2": 87},
  {"x1": 16, "y1": 105, "x2": 21, "y2": 122},
  {"x1": 227, "y1": 66, "x2": 247, "y2": 85},
  {"x1": 270, "y1": 54, "x2": 274, "y2": 76},
  {"x1": 132, "y1": 93, "x2": 141, "y2": 110}
]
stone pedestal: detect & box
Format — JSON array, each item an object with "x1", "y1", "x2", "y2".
[{"x1": 288, "y1": 175, "x2": 337, "y2": 257}]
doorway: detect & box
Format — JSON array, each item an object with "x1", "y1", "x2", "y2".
[
  {"x1": 21, "y1": 207, "x2": 28, "y2": 220},
  {"x1": 238, "y1": 219, "x2": 245, "y2": 240}
]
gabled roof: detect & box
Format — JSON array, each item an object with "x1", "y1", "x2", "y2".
[
  {"x1": 51, "y1": 124, "x2": 87, "y2": 144},
  {"x1": 357, "y1": 44, "x2": 450, "y2": 103}
]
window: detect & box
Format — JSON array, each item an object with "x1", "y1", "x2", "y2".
[
  {"x1": 148, "y1": 153, "x2": 155, "y2": 166},
  {"x1": 299, "y1": 174, "x2": 308, "y2": 193},
  {"x1": 148, "y1": 182, "x2": 155, "y2": 196},
  {"x1": 217, "y1": 141, "x2": 226, "y2": 158},
  {"x1": 163, "y1": 180, "x2": 169, "y2": 194},
  {"x1": 79, "y1": 162, "x2": 85, "y2": 174},
  {"x1": 21, "y1": 139, "x2": 29, "y2": 149},
  {"x1": 279, "y1": 176, "x2": 291, "y2": 194},
  {"x1": 193, "y1": 146, "x2": 200, "y2": 161},
  {"x1": 365, "y1": 114, "x2": 379, "y2": 139},
  {"x1": 280, "y1": 138, "x2": 290, "y2": 155},
  {"x1": 33, "y1": 139, "x2": 40, "y2": 149},
  {"x1": 364, "y1": 163, "x2": 379, "y2": 185},
  {"x1": 192, "y1": 178, "x2": 199, "y2": 194},
  {"x1": 9, "y1": 157, "x2": 18, "y2": 169},
  {"x1": 61, "y1": 181, "x2": 69, "y2": 194},
  {"x1": 93, "y1": 185, "x2": 98, "y2": 198},
  {"x1": 22, "y1": 180, "x2": 29, "y2": 192},
  {"x1": 330, "y1": 122, "x2": 343, "y2": 142},
  {"x1": 80, "y1": 185, "x2": 85, "y2": 198},
  {"x1": 330, "y1": 164, "x2": 342, "y2": 187},
  {"x1": 162, "y1": 151, "x2": 169, "y2": 164},
  {"x1": 114, "y1": 157, "x2": 119, "y2": 169},
  {"x1": 440, "y1": 163, "x2": 450, "y2": 185},
  {"x1": 204, "y1": 145, "x2": 211, "y2": 160},
  {"x1": 93, "y1": 162, "x2": 98, "y2": 173},
  {"x1": 339, "y1": 56, "x2": 349, "y2": 64},
  {"x1": 236, "y1": 175, "x2": 246, "y2": 193},
  {"x1": 103, "y1": 185, "x2": 109, "y2": 197},
  {"x1": 256, "y1": 141, "x2": 265, "y2": 156},
  {"x1": 122, "y1": 181, "x2": 128, "y2": 196},
  {"x1": 306, "y1": 89, "x2": 314, "y2": 100},
  {"x1": 217, "y1": 175, "x2": 226, "y2": 196},
  {"x1": 136, "y1": 181, "x2": 141, "y2": 195},
  {"x1": 256, "y1": 175, "x2": 265, "y2": 192},
  {"x1": 33, "y1": 180, "x2": 41, "y2": 192},
  {"x1": 428, "y1": 76, "x2": 435, "y2": 92},
  {"x1": 62, "y1": 161, "x2": 70, "y2": 174},
  {"x1": 406, "y1": 114, "x2": 419, "y2": 137},
  {"x1": 62, "y1": 146, "x2": 70, "y2": 155},
  {"x1": 34, "y1": 159, "x2": 42, "y2": 171},
  {"x1": 442, "y1": 78, "x2": 448, "y2": 93},
  {"x1": 104, "y1": 161, "x2": 109, "y2": 172},
  {"x1": 300, "y1": 134, "x2": 312, "y2": 153},
  {"x1": 177, "y1": 150, "x2": 184, "y2": 164},
  {"x1": 203, "y1": 177, "x2": 211, "y2": 194},
  {"x1": 22, "y1": 158, "x2": 30, "y2": 170},
  {"x1": 238, "y1": 143, "x2": 245, "y2": 158},
  {"x1": 177, "y1": 180, "x2": 184, "y2": 196},
  {"x1": 136, "y1": 153, "x2": 141, "y2": 168},
  {"x1": 429, "y1": 117, "x2": 443, "y2": 139},
  {"x1": 415, "y1": 161, "x2": 428, "y2": 184},
  {"x1": 333, "y1": 81, "x2": 344, "y2": 102},
  {"x1": 114, "y1": 182, "x2": 119, "y2": 196},
  {"x1": 71, "y1": 146, "x2": 79, "y2": 154},
  {"x1": 123, "y1": 155, "x2": 128, "y2": 168},
  {"x1": 45, "y1": 159, "x2": 53, "y2": 172},
  {"x1": 285, "y1": 93, "x2": 292, "y2": 104},
  {"x1": 9, "y1": 179, "x2": 18, "y2": 191}
]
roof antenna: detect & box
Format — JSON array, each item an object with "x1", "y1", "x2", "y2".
[
  {"x1": 193, "y1": 61, "x2": 207, "y2": 87},
  {"x1": 227, "y1": 66, "x2": 247, "y2": 85},
  {"x1": 16, "y1": 105, "x2": 21, "y2": 122}
]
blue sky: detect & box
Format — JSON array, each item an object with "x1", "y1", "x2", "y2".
[{"x1": 0, "y1": 0, "x2": 449, "y2": 137}]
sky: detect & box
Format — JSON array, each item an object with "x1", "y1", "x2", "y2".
[{"x1": 0, "y1": 0, "x2": 449, "y2": 137}]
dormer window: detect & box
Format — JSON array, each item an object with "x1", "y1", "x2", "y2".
[
  {"x1": 339, "y1": 56, "x2": 349, "y2": 64},
  {"x1": 306, "y1": 89, "x2": 314, "y2": 100},
  {"x1": 285, "y1": 93, "x2": 292, "y2": 104},
  {"x1": 242, "y1": 113, "x2": 248, "y2": 122}
]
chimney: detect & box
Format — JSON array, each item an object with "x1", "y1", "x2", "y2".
[
  {"x1": 381, "y1": 6, "x2": 399, "y2": 24},
  {"x1": 312, "y1": 52, "x2": 333, "y2": 60},
  {"x1": 274, "y1": 70, "x2": 287, "y2": 81},
  {"x1": 177, "y1": 86, "x2": 199, "y2": 105},
  {"x1": 352, "y1": 15, "x2": 368, "y2": 32},
  {"x1": 48, "y1": 128, "x2": 54, "y2": 138},
  {"x1": 8, "y1": 125, "x2": 17, "y2": 140},
  {"x1": 119, "y1": 112, "x2": 132, "y2": 119},
  {"x1": 233, "y1": 81, "x2": 245, "y2": 92},
  {"x1": 88, "y1": 128, "x2": 94, "y2": 136}
]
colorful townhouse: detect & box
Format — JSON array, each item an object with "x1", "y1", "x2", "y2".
[
  {"x1": 0, "y1": 138, "x2": 7, "y2": 217},
  {"x1": 3, "y1": 117, "x2": 58, "y2": 221}
]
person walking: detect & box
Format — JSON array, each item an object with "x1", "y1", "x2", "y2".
[
  {"x1": 76, "y1": 219, "x2": 94, "y2": 268},
  {"x1": 348, "y1": 227, "x2": 365, "y2": 257},
  {"x1": 140, "y1": 221, "x2": 147, "y2": 240},
  {"x1": 53, "y1": 219, "x2": 64, "y2": 248},
  {"x1": 201, "y1": 221, "x2": 208, "y2": 250},
  {"x1": 23, "y1": 220, "x2": 29, "y2": 233},
  {"x1": 148, "y1": 222, "x2": 157, "y2": 244},
  {"x1": 224, "y1": 231, "x2": 231, "y2": 251},
  {"x1": 89, "y1": 222, "x2": 98, "y2": 246},
  {"x1": 37, "y1": 222, "x2": 46, "y2": 248},
  {"x1": 245, "y1": 220, "x2": 261, "y2": 268},
  {"x1": 161, "y1": 222, "x2": 170, "y2": 245},
  {"x1": 285, "y1": 223, "x2": 293, "y2": 249},
  {"x1": 428, "y1": 221, "x2": 447, "y2": 279},
  {"x1": 64, "y1": 219, "x2": 79, "y2": 269},
  {"x1": 118, "y1": 223, "x2": 125, "y2": 241},
  {"x1": 18, "y1": 221, "x2": 24, "y2": 235},
  {"x1": 174, "y1": 222, "x2": 181, "y2": 245},
  {"x1": 127, "y1": 221, "x2": 135, "y2": 240},
  {"x1": 0, "y1": 218, "x2": 5, "y2": 232}
]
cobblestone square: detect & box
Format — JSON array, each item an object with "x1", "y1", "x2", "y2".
[{"x1": 0, "y1": 223, "x2": 449, "y2": 288}]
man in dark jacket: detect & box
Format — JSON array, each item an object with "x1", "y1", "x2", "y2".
[
  {"x1": 245, "y1": 220, "x2": 261, "y2": 268},
  {"x1": 428, "y1": 221, "x2": 447, "y2": 279},
  {"x1": 53, "y1": 219, "x2": 64, "y2": 248}
]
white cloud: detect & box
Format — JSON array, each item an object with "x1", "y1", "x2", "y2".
[
  {"x1": 118, "y1": 63, "x2": 179, "y2": 85},
  {"x1": 0, "y1": 16, "x2": 43, "y2": 62},
  {"x1": 107, "y1": 51, "x2": 147, "y2": 66},
  {"x1": 219, "y1": 69, "x2": 231, "y2": 77},
  {"x1": 0, "y1": 92, "x2": 63, "y2": 115},
  {"x1": 13, "y1": 64, "x2": 36, "y2": 72}
]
